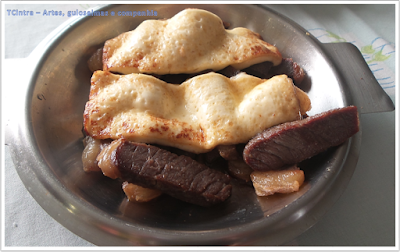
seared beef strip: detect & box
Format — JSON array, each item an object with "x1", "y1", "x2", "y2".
[
  {"x1": 87, "y1": 46, "x2": 303, "y2": 85},
  {"x1": 266, "y1": 58, "x2": 305, "y2": 85},
  {"x1": 237, "y1": 58, "x2": 305, "y2": 85},
  {"x1": 243, "y1": 106, "x2": 359, "y2": 171},
  {"x1": 152, "y1": 59, "x2": 304, "y2": 85},
  {"x1": 227, "y1": 159, "x2": 253, "y2": 183},
  {"x1": 217, "y1": 145, "x2": 240, "y2": 161},
  {"x1": 152, "y1": 66, "x2": 241, "y2": 84},
  {"x1": 216, "y1": 144, "x2": 253, "y2": 183},
  {"x1": 107, "y1": 139, "x2": 232, "y2": 207},
  {"x1": 241, "y1": 61, "x2": 273, "y2": 79}
]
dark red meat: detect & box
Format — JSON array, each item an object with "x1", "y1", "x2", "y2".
[
  {"x1": 243, "y1": 106, "x2": 359, "y2": 171},
  {"x1": 114, "y1": 140, "x2": 232, "y2": 207},
  {"x1": 266, "y1": 58, "x2": 306, "y2": 85}
]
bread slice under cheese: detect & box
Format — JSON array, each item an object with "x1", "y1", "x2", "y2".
[
  {"x1": 103, "y1": 8, "x2": 282, "y2": 75},
  {"x1": 84, "y1": 71, "x2": 311, "y2": 153}
]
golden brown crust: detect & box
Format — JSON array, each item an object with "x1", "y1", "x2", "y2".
[
  {"x1": 83, "y1": 71, "x2": 310, "y2": 153},
  {"x1": 102, "y1": 9, "x2": 282, "y2": 75}
]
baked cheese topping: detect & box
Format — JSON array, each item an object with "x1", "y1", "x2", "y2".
[
  {"x1": 103, "y1": 8, "x2": 282, "y2": 75},
  {"x1": 84, "y1": 71, "x2": 311, "y2": 153}
]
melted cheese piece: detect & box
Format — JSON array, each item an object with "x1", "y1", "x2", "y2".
[
  {"x1": 84, "y1": 71, "x2": 311, "y2": 153},
  {"x1": 103, "y1": 8, "x2": 282, "y2": 75}
]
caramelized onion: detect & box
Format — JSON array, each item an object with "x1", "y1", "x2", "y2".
[
  {"x1": 82, "y1": 136, "x2": 102, "y2": 172},
  {"x1": 122, "y1": 182, "x2": 162, "y2": 202},
  {"x1": 96, "y1": 139, "x2": 123, "y2": 179},
  {"x1": 87, "y1": 47, "x2": 103, "y2": 72},
  {"x1": 250, "y1": 166, "x2": 305, "y2": 196}
]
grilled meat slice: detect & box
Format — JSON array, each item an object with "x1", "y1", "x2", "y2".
[
  {"x1": 243, "y1": 106, "x2": 359, "y2": 171},
  {"x1": 98, "y1": 139, "x2": 232, "y2": 207}
]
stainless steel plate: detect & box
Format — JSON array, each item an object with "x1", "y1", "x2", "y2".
[{"x1": 8, "y1": 4, "x2": 364, "y2": 245}]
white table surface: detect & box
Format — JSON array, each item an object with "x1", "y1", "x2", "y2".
[{"x1": 2, "y1": 2, "x2": 398, "y2": 248}]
